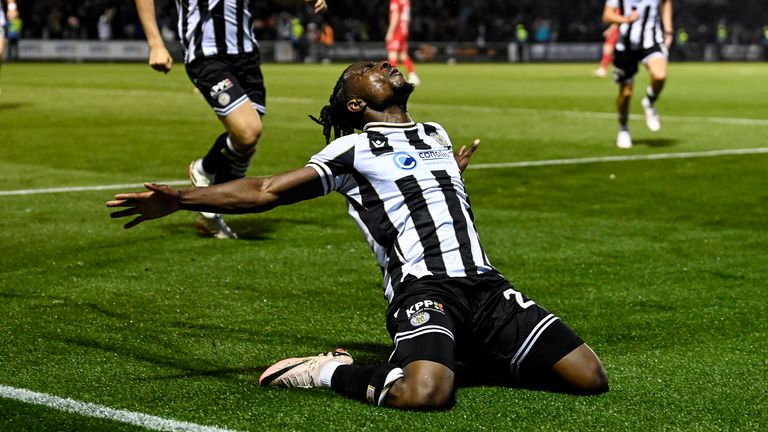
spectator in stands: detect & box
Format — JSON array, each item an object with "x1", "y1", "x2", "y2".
[{"x1": 98, "y1": 7, "x2": 115, "y2": 41}]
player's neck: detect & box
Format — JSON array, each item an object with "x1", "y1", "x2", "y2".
[{"x1": 363, "y1": 105, "x2": 411, "y2": 125}]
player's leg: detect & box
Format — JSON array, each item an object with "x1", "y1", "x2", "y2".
[
  {"x1": 185, "y1": 55, "x2": 265, "y2": 238},
  {"x1": 470, "y1": 275, "x2": 608, "y2": 395},
  {"x1": 612, "y1": 49, "x2": 638, "y2": 149},
  {"x1": 615, "y1": 81, "x2": 634, "y2": 148},
  {"x1": 212, "y1": 102, "x2": 263, "y2": 183},
  {"x1": 333, "y1": 289, "x2": 459, "y2": 409},
  {"x1": 260, "y1": 283, "x2": 462, "y2": 410},
  {"x1": 640, "y1": 51, "x2": 668, "y2": 132},
  {"x1": 551, "y1": 343, "x2": 608, "y2": 393}
]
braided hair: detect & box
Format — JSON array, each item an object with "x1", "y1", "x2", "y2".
[{"x1": 309, "y1": 66, "x2": 363, "y2": 144}]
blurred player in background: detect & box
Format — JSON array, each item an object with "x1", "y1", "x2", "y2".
[
  {"x1": 386, "y1": 0, "x2": 419, "y2": 86},
  {"x1": 108, "y1": 60, "x2": 608, "y2": 410},
  {"x1": 135, "y1": 0, "x2": 328, "y2": 238},
  {"x1": 593, "y1": 15, "x2": 619, "y2": 78},
  {"x1": 0, "y1": 0, "x2": 16, "y2": 94},
  {"x1": 604, "y1": 0, "x2": 673, "y2": 149}
]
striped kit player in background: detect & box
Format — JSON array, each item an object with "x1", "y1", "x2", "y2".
[
  {"x1": 604, "y1": 0, "x2": 673, "y2": 149},
  {"x1": 134, "y1": 0, "x2": 328, "y2": 238}
]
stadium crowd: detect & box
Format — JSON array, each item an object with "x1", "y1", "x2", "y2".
[{"x1": 9, "y1": 0, "x2": 768, "y2": 45}]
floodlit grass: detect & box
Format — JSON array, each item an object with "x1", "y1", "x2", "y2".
[{"x1": 0, "y1": 61, "x2": 766, "y2": 431}]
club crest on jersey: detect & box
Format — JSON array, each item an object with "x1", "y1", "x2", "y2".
[
  {"x1": 217, "y1": 92, "x2": 231, "y2": 106},
  {"x1": 409, "y1": 311, "x2": 430, "y2": 327},
  {"x1": 430, "y1": 132, "x2": 448, "y2": 148},
  {"x1": 393, "y1": 152, "x2": 417, "y2": 170},
  {"x1": 209, "y1": 78, "x2": 234, "y2": 98},
  {"x1": 405, "y1": 299, "x2": 445, "y2": 318},
  {"x1": 367, "y1": 132, "x2": 392, "y2": 155}
]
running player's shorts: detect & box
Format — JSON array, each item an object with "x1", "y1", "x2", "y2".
[
  {"x1": 613, "y1": 44, "x2": 667, "y2": 84},
  {"x1": 387, "y1": 31, "x2": 408, "y2": 52},
  {"x1": 185, "y1": 51, "x2": 266, "y2": 117},
  {"x1": 385, "y1": 272, "x2": 584, "y2": 382}
]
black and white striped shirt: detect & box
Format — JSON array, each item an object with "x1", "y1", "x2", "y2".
[
  {"x1": 607, "y1": 0, "x2": 665, "y2": 51},
  {"x1": 175, "y1": 0, "x2": 258, "y2": 63},
  {"x1": 307, "y1": 121, "x2": 495, "y2": 302}
]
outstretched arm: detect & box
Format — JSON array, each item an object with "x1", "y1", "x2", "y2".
[
  {"x1": 135, "y1": 0, "x2": 173, "y2": 73},
  {"x1": 107, "y1": 167, "x2": 324, "y2": 229}
]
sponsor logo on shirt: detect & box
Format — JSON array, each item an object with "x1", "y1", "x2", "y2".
[{"x1": 393, "y1": 152, "x2": 417, "y2": 170}]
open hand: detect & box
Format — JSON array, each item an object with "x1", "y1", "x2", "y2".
[{"x1": 106, "y1": 183, "x2": 181, "y2": 229}]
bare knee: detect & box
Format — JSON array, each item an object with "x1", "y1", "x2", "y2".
[
  {"x1": 386, "y1": 361, "x2": 454, "y2": 410},
  {"x1": 553, "y1": 344, "x2": 609, "y2": 395},
  {"x1": 228, "y1": 124, "x2": 262, "y2": 152}
]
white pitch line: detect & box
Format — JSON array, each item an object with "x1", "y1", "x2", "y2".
[
  {"x1": 0, "y1": 385, "x2": 239, "y2": 432},
  {"x1": 0, "y1": 180, "x2": 189, "y2": 197},
  {"x1": 1, "y1": 147, "x2": 767, "y2": 197},
  {"x1": 469, "y1": 147, "x2": 768, "y2": 169}
]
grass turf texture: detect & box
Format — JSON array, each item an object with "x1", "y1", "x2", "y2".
[{"x1": 0, "y1": 62, "x2": 766, "y2": 431}]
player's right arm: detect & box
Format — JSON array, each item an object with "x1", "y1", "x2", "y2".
[
  {"x1": 603, "y1": 3, "x2": 639, "y2": 25},
  {"x1": 135, "y1": 0, "x2": 173, "y2": 73},
  {"x1": 107, "y1": 168, "x2": 325, "y2": 229}
]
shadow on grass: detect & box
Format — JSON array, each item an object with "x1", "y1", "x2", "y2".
[
  {"x1": 0, "y1": 102, "x2": 29, "y2": 111},
  {"x1": 160, "y1": 216, "x2": 330, "y2": 241},
  {"x1": 631, "y1": 137, "x2": 679, "y2": 147}
]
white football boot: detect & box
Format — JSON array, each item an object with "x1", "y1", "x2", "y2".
[
  {"x1": 616, "y1": 130, "x2": 633, "y2": 149},
  {"x1": 259, "y1": 349, "x2": 353, "y2": 388},
  {"x1": 641, "y1": 97, "x2": 661, "y2": 132},
  {"x1": 189, "y1": 159, "x2": 237, "y2": 239}
]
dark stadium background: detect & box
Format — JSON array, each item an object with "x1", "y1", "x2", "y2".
[{"x1": 12, "y1": 0, "x2": 768, "y2": 46}]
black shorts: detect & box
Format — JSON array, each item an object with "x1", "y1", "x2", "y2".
[
  {"x1": 185, "y1": 51, "x2": 267, "y2": 117},
  {"x1": 385, "y1": 273, "x2": 584, "y2": 382},
  {"x1": 613, "y1": 44, "x2": 668, "y2": 84}
]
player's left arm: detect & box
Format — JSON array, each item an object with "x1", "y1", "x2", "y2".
[
  {"x1": 661, "y1": 0, "x2": 673, "y2": 47},
  {"x1": 307, "y1": 0, "x2": 327, "y2": 14},
  {"x1": 107, "y1": 168, "x2": 324, "y2": 229}
]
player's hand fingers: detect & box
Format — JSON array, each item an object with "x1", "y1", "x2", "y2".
[
  {"x1": 105, "y1": 199, "x2": 128, "y2": 208},
  {"x1": 123, "y1": 216, "x2": 146, "y2": 230},
  {"x1": 314, "y1": 0, "x2": 327, "y2": 13},
  {"x1": 456, "y1": 145, "x2": 467, "y2": 158},
  {"x1": 110, "y1": 207, "x2": 140, "y2": 219}
]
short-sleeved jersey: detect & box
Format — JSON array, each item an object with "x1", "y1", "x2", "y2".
[
  {"x1": 306, "y1": 121, "x2": 494, "y2": 302},
  {"x1": 175, "y1": 0, "x2": 259, "y2": 64},
  {"x1": 606, "y1": 0, "x2": 665, "y2": 51},
  {"x1": 389, "y1": 0, "x2": 411, "y2": 35}
]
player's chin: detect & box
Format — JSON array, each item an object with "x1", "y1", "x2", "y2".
[{"x1": 393, "y1": 77, "x2": 415, "y2": 94}]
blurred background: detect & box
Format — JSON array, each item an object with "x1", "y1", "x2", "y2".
[{"x1": 5, "y1": 0, "x2": 768, "y2": 63}]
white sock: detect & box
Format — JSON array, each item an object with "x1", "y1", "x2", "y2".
[{"x1": 318, "y1": 361, "x2": 345, "y2": 388}]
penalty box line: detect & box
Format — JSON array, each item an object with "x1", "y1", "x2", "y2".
[
  {"x1": 0, "y1": 384, "x2": 239, "y2": 432},
  {"x1": 1, "y1": 147, "x2": 767, "y2": 197}
]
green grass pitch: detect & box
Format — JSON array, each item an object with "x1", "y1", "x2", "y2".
[{"x1": 0, "y1": 61, "x2": 766, "y2": 431}]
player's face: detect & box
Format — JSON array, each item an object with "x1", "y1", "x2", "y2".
[{"x1": 344, "y1": 61, "x2": 413, "y2": 108}]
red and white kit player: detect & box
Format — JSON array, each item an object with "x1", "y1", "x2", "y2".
[{"x1": 386, "y1": 0, "x2": 420, "y2": 85}]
